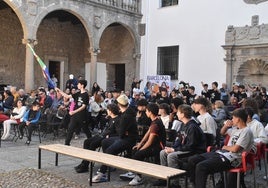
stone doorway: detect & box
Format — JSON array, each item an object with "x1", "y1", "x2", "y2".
[
  {"x1": 49, "y1": 60, "x2": 61, "y2": 88},
  {"x1": 115, "y1": 64, "x2": 125, "y2": 91}
]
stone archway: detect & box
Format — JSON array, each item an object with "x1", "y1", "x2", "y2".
[
  {"x1": 237, "y1": 59, "x2": 268, "y2": 86},
  {"x1": 36, "y1": 10, "x2": 90, "y2": 89},
  {"x1": 98, "y1": 22, "x2": 136, "y2": 92},
  {"x1": 0, "y1": 1, "x2": 25, "y2": 88}
]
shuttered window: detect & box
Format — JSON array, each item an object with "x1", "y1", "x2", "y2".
[{"x1": 157, "y1": 45, "x2": 179, "y2": 80}]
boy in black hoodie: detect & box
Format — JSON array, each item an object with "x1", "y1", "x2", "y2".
[{"x1": 92, "y1": 94, "x2": 138, "y2": 183}]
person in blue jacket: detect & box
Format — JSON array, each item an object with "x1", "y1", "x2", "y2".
[{"x1": 18, "y1": 101, "x2": 41, "y2": 145}]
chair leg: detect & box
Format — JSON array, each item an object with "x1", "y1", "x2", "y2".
[
  {"x1": 263, "y1": 156, "x2": 268, "y2": 185},
  {"x1": 223, "y1": 171, "x2": 227, "y2": 188},
  {"x1": 38, "y1": 126, "x2": 41, "y2": 143},
  {"x1": 237, "y1": 172, "x2": 240, "y2": 188}
]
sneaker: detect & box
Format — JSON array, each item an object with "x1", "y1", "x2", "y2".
[
  {"x1": 75, "y1": 164, "x2": 88, "y2": 173},
  {"x1": 92, "y1": 172, "x2": 107, "y2": 183},
  {"x1": 264, "y1": 175, "x2": 267, "y2": 180},
  {"x1": 129, "y1": 175, "x2": 143, "y2": 186},
  {"x1": 120, "y1": 172, "x2": 135, "y2": 181}
]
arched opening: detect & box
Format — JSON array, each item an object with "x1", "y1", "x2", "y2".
[
  {"x1": 98, "y1": 23, "x2": 135, "y2": 92},
  {"x1": 36, "y1": 10, "x2": 90, "y2": 89},
  {"x1": 0, "y1": 1, "x2": 24, "y2": 88}
]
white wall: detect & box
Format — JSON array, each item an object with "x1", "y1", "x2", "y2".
[
  {"x1": 85, "y1": 62, "x2": 107, "y2": 91},
  {"x1": 140, "y1": 0, "x2": 268, "y2": 93}
]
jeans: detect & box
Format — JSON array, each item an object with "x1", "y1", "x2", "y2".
[
  {"x1": 160, "y1": 150, "x2": 190, "y2": 168},
  {"x1": 18, "y1": 122, "x2": 38, "y2": 141},
  {"x1": 80, "y1": 135, "x2": 104, "y2": 167},
  {"x1": 188, "y1": 152, "x2": 232, "y2": 188},
  {"x1": 99, "y1": 136, "x2": 135, "y2": 173}
]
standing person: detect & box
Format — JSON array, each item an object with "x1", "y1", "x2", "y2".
[
  {"x1": 18, "y1": 101, "x2": 41, "y2": 145},
  {"x1": 125, "y1": 103, "x2": 166, "y2": 186},
  {"x1": 185, "y1": 86, "x2": 197, "y2": 105},
  {"x1": 1, "y1": 99, "x2": 27, "y2": 140},
  {"x1": 144, "y1": 81, "x2": 151, "y2": 100},
  {"x1": 91, "y1": 82, "x2": 100, "y2": 96},
  {"x1": 187, "y1": 108, "x2": 255, "y2": 188},
  {"x1": 56, "y1": 79, "x2": 91, "y2": 145},
  {"x1": 220, "y1": 83, "x2": 229, "y2": 105},
  {"x1": 92, "y1": 94, "x2": 138, "y2": 183},
  {"x1": 200, "y1": 82, "x2": 211, "y2": 100},
  {"x1": 208, "y1": 81, "x2": 221, "y2": 104},
  {"x1": 65, "y1": 74, "x2": 78, "y2": 90},
  {"x1": 51, "y1": 74, "x2": 58, "y2": 88}
]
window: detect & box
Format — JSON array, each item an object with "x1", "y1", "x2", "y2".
[
  {"x1": 161, "y1": 0, "x2": 178, "y2": 7},
  {"x1": 157, "y1": 45, "x2": 179, "y2": 80}
]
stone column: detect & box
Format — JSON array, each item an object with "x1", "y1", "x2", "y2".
[
  {"x1": 224, "y1": 47, "x2": 235, "y2": 88},
  {"x1": 89, "y1": 47, "x2": 99, "y2": 88},
  {"x1": 22, "y1": 38, "x2": 37, "y2": 92},
  {"x1": 133, "y1": 53, "x2": 141, "y2": 78}
]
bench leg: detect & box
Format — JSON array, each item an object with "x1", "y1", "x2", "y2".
[
  {"x1": 107, "y1": 167, "x2": 111, "y2": 181},
  {"x1": 38, "y1": 148, "x2": 41, "y2": 169},
  {"x1": 55, "y1": 153, "x2": 58, "y2": 166},
  {"x1": 167, "y1": 177, "x2": 170, "y2": 188},
  {"x1": 89, "y1": 162, "x2": 93, "y2": 186}
]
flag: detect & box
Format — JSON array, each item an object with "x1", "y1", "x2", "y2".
[{"x1": 27, "y1": 43, "x2": 55, "y2": 89}]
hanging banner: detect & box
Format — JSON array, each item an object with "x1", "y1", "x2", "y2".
[{"x1": 147, "y1": 75, "x2": 171, "y2": 93}]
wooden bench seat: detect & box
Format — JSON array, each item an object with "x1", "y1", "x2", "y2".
[{"x1": 38, "y1": 144, "x2": 185, "y2": 187}]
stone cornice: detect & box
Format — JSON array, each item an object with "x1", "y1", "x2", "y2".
[{"x1": 244, "y1": 0, "x2": 268, "y2": 4}]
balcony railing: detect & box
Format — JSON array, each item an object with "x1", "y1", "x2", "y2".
[{"x1": 90, "y1": 0, "x2": 141, "y2": 13}]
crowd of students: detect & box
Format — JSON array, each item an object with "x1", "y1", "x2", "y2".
[{"x1": 1, "y1": 78, "x2": 268, "y2": 187}]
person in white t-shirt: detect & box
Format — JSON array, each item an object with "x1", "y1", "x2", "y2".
[
  {"x1": 245, "y1": 107, "x2": 268, "y2": 144},
  {"x1": 192, "y1": 97, "x2": 217, "y2": 146}
]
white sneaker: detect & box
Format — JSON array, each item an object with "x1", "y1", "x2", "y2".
[
  {"x1": 120, "y1": 171, "x2": 135, "y2": 181},
  {"x1": 264, "y1": 175, "x2": 267, "y2": 180},
  {"x1": 129, "y1": 175, "x2": 143, "y2": 186},
  {"x1": 92, "y1": 172, "x2": 107, "y2": 183}
]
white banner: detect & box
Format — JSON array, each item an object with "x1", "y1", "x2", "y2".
[{"x1": 147, "y1": 75, "x2": 171, "y2": 93}]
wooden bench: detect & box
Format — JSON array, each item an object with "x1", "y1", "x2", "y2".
[{"x1": 38, "y1": 144, "x2": 186, "y2": 187}]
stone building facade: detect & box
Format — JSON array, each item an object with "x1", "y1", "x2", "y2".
[
  {"x1": 0, "y1": 0, "x2": 142, "y2": 92},
  {"x1": 223, "y1": 15, "x2": 268, "y2": 88}
]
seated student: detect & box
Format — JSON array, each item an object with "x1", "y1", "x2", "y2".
[
  {"x1": 158, "y1": 103, "x2": 170, "y2": 129},
  {"x1": 91, "y1": 94, "x2": 138, "y2": 183},
  {"x1": 1, "y1": 99, "x2": 27, "y2": 140},
  {"x1": 154, "y1": 104, "x2": 206, "y2": 186},
  {"x1": 212, "y1": 100, "x2": 227, "y2": 125},
  {"x1": 192, "y1": 97, "x2": 217, "y2": 147},
  {"x1": 245, "y1": 107, "x2": 268, "y2": 144},
  {"x1": 18, "y1": 101, "x2": 41, "y2": 145},
  {"x1": 168, "y1": 97, "x2": 184, "y2": 130},
  {"x1": 121, "y1": 103, "x2": 166, "y2": 186},
  {"x1": 187, "y1": 108, "x2": 255, "y2": 188},
  {"x1": 74, "y1": 103, "x2": 120, "y2": 173},
  {"x1": 136, "y1": 99, "x2": 151, "y2": 140}
]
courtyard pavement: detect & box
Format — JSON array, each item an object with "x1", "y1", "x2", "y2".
[{"x1": 0, "y1": 132, "x2": 267, "y2": 188}]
